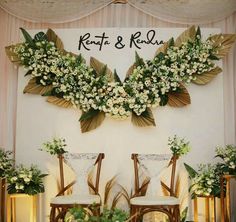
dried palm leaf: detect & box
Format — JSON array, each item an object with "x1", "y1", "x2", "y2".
[
  {"x1": 175, "y1": 26, "x2": 196, "y2": 47},
  {"x1": 139, "y1": 177, "x2": 150, "y2": 196},
  {"x1": 80, "y1": 111, "x2": 105, "y2": 133},
  {"x1": 175, "y1": 174, "x2": 181, "y2": 198},
  {"x1": 5, "y1": 44, "x2": 22, "y2": 65},
  {"x1": 155, "y1": 41, "x2": 169, "y2": 56},
  {"x1": 90, "y1": 57, "x2": 113, "y2": 81},
  {"x1": 208, "y1": 34, "x2": 236, "y2": 58},
  {"x1": 104, "y1": 176, "x2": 117, "y2": 206},
  {"x1": 87, "y1": 170, "x2": 96, "y2": 195},
  {"x1": 168, "y1": 84, "x2": 191, "y2": 107},
  {"x1": 192, "y1": 66, "x2": 222, "y2": 85},
  {"x1": 131, "y1": 108, "x2": 156, "y2": 127},
  {"x1": 118, "y1": 184, "x2": 131, "y2": 206},
  {"x1": 111, "y1": 192, "x2": 123, "y2": 209},
  {"x1": 23, "y1": 78, "x2": 53, "y2": 95},
  {"x1": 125, "y1": 63, "x2": 135, "y2": 80},
  {"x1": 47, "y1": 96, "x2": 73, "y2": 108},
  {"x1": 46, "y1": 29, "x2": 64, "y2": 50}
]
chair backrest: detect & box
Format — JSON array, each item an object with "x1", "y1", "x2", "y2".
[
  {"x1": 131, "y1": 153, "x2": 178, "y2": 197},
  {"x1": 58, "y1": 153, "x2": 105, "y2": 195}
]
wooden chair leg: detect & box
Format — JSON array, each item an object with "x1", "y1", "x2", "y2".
[{"x1": 50, "y1": 206, "x2": 56, "y2": 222}]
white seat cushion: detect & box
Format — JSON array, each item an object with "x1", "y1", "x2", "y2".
[
  {"x1": 130, "y1": 196, "x2": 179, "y2": 206},
  {"x1": 51, "y1": 194, "x2": 100, "y2": 205}
]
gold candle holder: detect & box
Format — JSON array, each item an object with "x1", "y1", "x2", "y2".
[
  {"x1": 220, "y1": 175, "x2": 236, "y2": 222},
  {"x1": 6, "y1": 193, "x2": 38, "y2": 222},
  {"x1": 194, "y1": 195, "x2": 216, "y2": 222}
]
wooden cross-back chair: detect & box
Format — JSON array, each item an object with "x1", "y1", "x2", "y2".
[
  {"x1": 50, "y1": 153, "x2": 105, "y2": 222},
  {"x1": 130, "y1": 153, "x2": 180, "y2": 222}
]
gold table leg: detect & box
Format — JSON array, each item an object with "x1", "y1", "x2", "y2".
[
  {"x1": 210, "y1": 197, "x2": 216, "y2": 222},
  {"x1": 226, "y1": 179, "x2": 231, "y2": 221},
  {"x1": 205, "y1": 197, "x2": 209, "y2": 222},
  {"x1": 194, "y1": 198, "x2": 198, "y2": 222}
]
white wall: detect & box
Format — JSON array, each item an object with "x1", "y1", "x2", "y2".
[{"x1": 15, "y1": 28, "x2": 223, "y2": 221}]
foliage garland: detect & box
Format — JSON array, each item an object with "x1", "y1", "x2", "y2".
[{"x1": 6, "y1": 26, "x2": 236, "y2": 132}]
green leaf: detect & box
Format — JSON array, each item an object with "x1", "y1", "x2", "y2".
[
  {"x1": 114, "y1": 69, "x2": 121, "y2": 83},
  {"x1": 24, "y1": 69, "x2": 32, "y2": 76},
  {"x1": 195, "y1": 26, "x2": 201, "y2": 39},
  {"x1": 135, "y1": 51, "x2": 145, "y2": 67},
  {"x1": 159, "y1": 94, "x2": 168, "y2": 106},
  {"x1": 184, "y1": 163, "x2": 198, "y2": 179},
  {"x1": 208, "y1": 54, "x2": 219, "y2": 60},
  {"x1": 168, "y1": 37, "x2": 175, "y2": 47},
  {"x1": 180, "y1": 207, "x2": 188, "y2": 222},
  {"x1": 79, "y1": 109, "x2": 100, "y2": 121},
  {"x1": 20, "y1": 28, "x2": 34, "y2": 47},
  {"x1": 34, "y1": 32, "x2": 47, "y2": 41}
]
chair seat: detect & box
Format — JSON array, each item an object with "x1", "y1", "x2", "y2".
[
  {"x1": 50, "y1": 194, "x2": 101, "y2": 205},
  {"x1": 130, "y1": 196, "x2": 179, "y2": 206}
]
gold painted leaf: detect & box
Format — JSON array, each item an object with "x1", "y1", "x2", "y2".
[
  {"x1": 23, "y1": 78, "x2": 53, "y2": 95},
  {"x1": 168, "y1": 84, "x2": 191, "y2": 107},
  {"x1": 47, "y1": 96, "x2": 73, "y2": 108},
  {"x1": 131, "y1": 108, "x2": 156, "y2": 127},
  {"x1": 90, "y1": 57, "x2": 113, "y2": 81},
  {"x1": 175, "y1": 26, "x2": 196, "y2": 47},
  {"x1": 80, "y1": 111, "x2": 105, "y2": 133},
  {"x1": 208, "y1": 34, "x2": 236, "y2": 58},
  {"x1": 5, "y1": 44, "x2": 21, "y2": 65},
  {"x1": 125, "y1": 64, "x2": 135, "y2": 79},
  {"x1": 46, "y1": 29, "x2": 64, "y2": 50},
  {"x1": 155, "y1": 41, "x2": 168, "y2": 56},
  {"x1": 192, "y1": 66, "x2": 222, "y2": 85}
]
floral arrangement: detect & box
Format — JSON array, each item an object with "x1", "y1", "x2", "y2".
[
  {"x1": 168, "y1": 135, "x2": 190, "y2": 157},
  {"x1": 40, "y1": 137, "x2": 67, "y2": 155},
  {"x1": 7, "y1": 165, "x2": 47, "y2": 195},
  {"x1": 6, "y1": 27, "x2": 236, "y2": 132},
  {"x1": 215, "y1": 144, "x2": 236, "y2": 175},
  {"x1": 0, "y1": 148, "x2": 14, "y2": 178},
  {"x1": 185, "y1": 163, "x2": 223, "y2": 198},
  {"x1": 65, "y1": 207, "x2": 130, "y2": 222}
]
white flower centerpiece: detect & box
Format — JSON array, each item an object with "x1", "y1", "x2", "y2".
[
  {"x1": 41, "y1": 137, "x2": 67, "y2": 156},
  {"x1": 168, "y1": 135, "x2": 190, "y2": 157},
  {"x1": 215, "y1": 145, "x2": 236, "y2": 175},
  {"x1": 0, "y1": 148, "x2": 14, "y2": 179},
  {"x1": 7, "y1": 165, "x2": 47, "y2": 195}
]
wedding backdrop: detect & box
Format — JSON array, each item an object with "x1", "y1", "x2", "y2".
[{"x1": 0, "y1": 1, "x2": 236, "y2": 222}]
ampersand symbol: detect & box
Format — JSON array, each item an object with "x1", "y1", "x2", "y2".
[{"x1": 115, "y1": 36, "x2": 125, "y2": 49}]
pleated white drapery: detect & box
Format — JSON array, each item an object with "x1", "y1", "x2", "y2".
[{"x1": 0, "y1": 3, "x2": 235, "y2": 221}]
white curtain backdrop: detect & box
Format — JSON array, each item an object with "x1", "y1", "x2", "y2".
[{"x1": 0, "y1": 3, "x2": 235, "y2": 221}]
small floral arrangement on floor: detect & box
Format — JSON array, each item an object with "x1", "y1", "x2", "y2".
[
  {"x1": 168, "y1": 135, "x2": 190, "y2": 157},
  {"x1": 65, "y1": 206, "x2": 130, "y2": 222},
  {"x1": 185, "y1": 163, "x2": 224, "y2": 198},
  {"x1": 7, "y1": 165, "x2": 47, "y2": 195},
  {"x1": 215, "y1": 144, "x2": 236, "y2": 175},
  {"x1": 40, "y1": 137, "x2": 67, "y2": 155},
  {"x1": 0, "y1": 148, "x2": 14, "y2": 178}
]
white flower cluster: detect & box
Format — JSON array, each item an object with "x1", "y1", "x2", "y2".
[
  {"x1": 168, "y1": 135, "x2": 190, "y2": 157},
  {"x1": 190, "y1": 164, "x2": 221, "y2": 197},
  {"x1": 7, "y1": 165, "x2": 46, "y2": 195},
  {"x1": 216, "y1": 145, "x2": 236, "y2": 172},
  {"x1": 11, "y1": 31, "x2": 218, "y2": 119},
  {"x1": 0, "y1": 149, "x2": 13, "y2": 178},
  {"x1": 41, "y1": 137, "x2": 67, "y2": 155}
]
